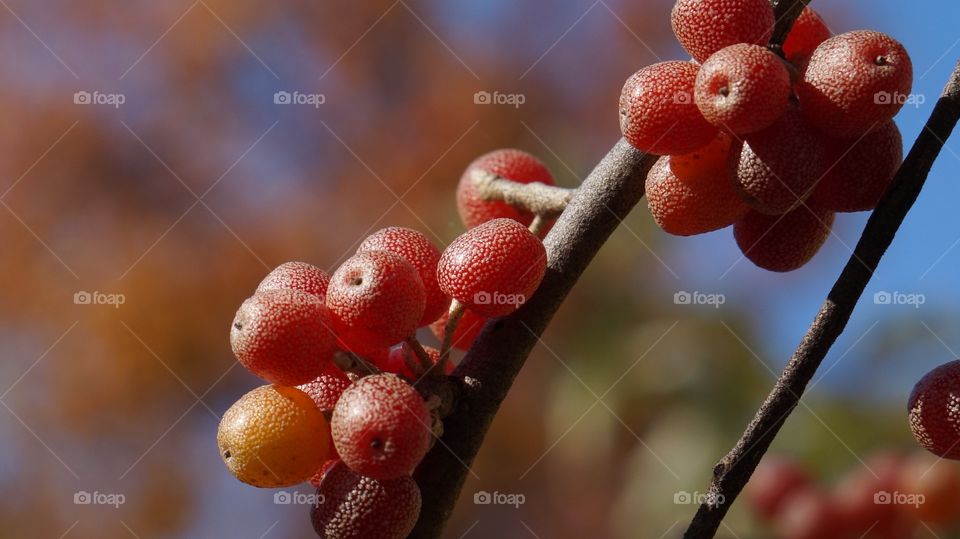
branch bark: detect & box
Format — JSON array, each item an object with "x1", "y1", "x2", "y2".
[{"x1": 683, "y1": 59, "x2": 960, "y2": 539}]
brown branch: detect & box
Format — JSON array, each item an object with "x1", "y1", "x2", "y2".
[
  {"x1": 411, "y1": 140, "x2": 656, "y2": 537},
  {"x1": 471, "y1": 169, "x2": 576, "y2": 218},
  {"x1": 768, "y1": 0, "x2": 813, "y2": 58},
  {"x1": 683, "y1": 59, "x2": 960, "y2": 538}
]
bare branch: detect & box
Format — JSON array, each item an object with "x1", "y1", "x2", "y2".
[{"x1": 471, "y1": 169, "x2": 576, "y2": 218}]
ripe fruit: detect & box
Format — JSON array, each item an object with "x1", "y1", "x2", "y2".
[
  {"x1": 908, "y1": 360, "x2": 960, "y2": 459},
  {"x1": 256, "y1": 261, "x2": 330, "y2": 298},
  {"x1": 331, "y1": 374, "x2": 432, "y2": 480},
  {"x1": 326, "y1": 251, "x2": 426, "y2": 354},
  {"x1": 782, "y1": 7, "x2": 831, "y2": 66},
  {"x1": 429, "y1": 307, "x2": 487, "y2": 351},
  {"x1": 217, "y1": 385, "x2": 330, "y2": 488},
  {"x1": 773, "y1": 488, "x2": 844, "y2": 539},
  {"x1": 736, "y1": 107, "x2": 826, "y2": 214},
  {"x1": 457, "y1": 149, "x2": 555, "y2": 229},
  {"x1": 810, "y1": 120, "x2": 903, "y2": 212},
  {"x1": 310, "y1": 460, "x2": 421, "y2": 539},
  {"x1": 671, "y1": 0, "x2": 775, "y2": 63},
  {"x1": 646, "y1": 132, "x2": 747, "y2": 236},
  {"x1": 358, "y1": 227, "x2": 450, "y2": 326},
  {"x1": 694, "y1": 44, "x2": 791, "y2": 135},
  {"x1": 380, "y1": 342, "x2": 452, "y2": 380},
  {"x1": 899, "y1": 451, "x2": 960, "y2": 525},
  {"x1": 230, "y1": 289, "x2": 337, "y2": 386},
  {"x1": 746, "y1": 456, "x2": 811, "y2": 521},
  {"x1": 798, "y1": 30, "x2": 913, "y2": 138},
  {"x1": 833, "y1": 454, "x2": 916, "y2": 539},
  {"x1": 298, "y1": 365, "x2": 352, "y2": 414},
  {"x1": 437, "y1": 218, "x2": 547, "y2": 318},
  {"x1": 734, "y1": 206, "x2": 834, "y2": 272},
  {"x1": 619, "y1": 61, "x2": 718, "y2": 155}
]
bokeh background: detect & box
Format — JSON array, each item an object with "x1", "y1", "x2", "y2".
[{"x1": 1, "y1": 0, "x2": 958, "y2": 537}]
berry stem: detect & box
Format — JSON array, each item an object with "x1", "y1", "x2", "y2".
[
  {"x1": 768, "y1": 0, "x2": 813, "y2": 58},
  {"x1": 405, "y1": 335, "x2": 435, "y2": 375},
  {"x1": 470, "y1": 169, "x2": 575, "y2": 218},
  {"x1": 332, "y1": 350, "x2": 382, "y2": 377},
  {"x1": 529, "y1": 214, "x2": 548, "y2": 237},
  {"x1": 438, "y1": 300, "x2": 466, "y2": 365}
]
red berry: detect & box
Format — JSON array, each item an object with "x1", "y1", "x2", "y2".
[
  {"x1": 645, "y1": 133, "x2": 747, "y2": 236},
  {"x1": 429, "y1": 307, "x2": 487, "y2": 351},
  {"x1": 834, "y1": 453, "x2": 916, "y2": 539},
  {"x1": 457, "y1": 149, "x2": 555, "y2": 229},
  {"x1": 774, "y1": 488, "x2": 846, "y2": 539},
  {"x1": 734, "y1": 206, "x2": 834, "y2": 272},
  {"x1": 746, "y1": 456, "x2": 811, "y2": 521},
  {"x1": 256, "y1": 261, "x2": 330, "y2": 298},
  {"x1": 310, "y1": 460, "x2": 421, "y2": 539},
  {"x1": 695, "y1": 44, "x2": 792, "y2": 135},
  {"x1": 326, "y1": 251, "x2": 426, "y2": 354},
  {"x1": 298, "y1": 365, "x2": 352, "y2": 413},
  {"x1": 437, "y1": 218, "x2": 547, "y2": 318},
  {"x1": 308, "y1": 458, "x2": 338, "y2": 489},
  {"x1": 230, "y1": 289, "x2": 337, "y2": 386},
  {"x1": 619, "y1": 61, "x2": 718, "y2": 156},
  {"x1": 671, "y1": 0, "x2": 775, "y2": 63},
  {"x1": 798, "y1": 30, "x2": 913, "y2": 138},
  {"x1": 810, "y1": 120, "x2": 903, "y2": 212},
  {"x1": 782, "y1": 7, "x2": 831, "y2": 66},
  {"x1": 736, "y1": 107, "x2": 826, "y2": 214},
  {"x1": 380, "y1": 343, "x2": 452, "y2": 381},
  {"x1": 331, "y1": 373, "x2": 432, "y2": 480},
  {"x1": 358, "y1": 227, "x2": 450, "y2": 326},
  {"x1": 909, "y1": 360, "x2": 960, "y2": 460},
  {"x1": 899, "y1": 451, "x2": 960, "y2": 526}
]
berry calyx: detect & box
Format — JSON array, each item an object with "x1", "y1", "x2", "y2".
[
  {"x1": 331, "y1": 373, "x2": 432, "y2": 480},
  {"x1": 230, "y1": 289, "x2": 337, "y2": 386},
  {"x1": 734, "y1": 206, "x2": 834, "y2": 272},
  {"x1": 217, "y1": 385, "x2": 330, "y2": 488},
  {"x1": 457, "y1": 149, "x2": 555, "y2": 229},
  {"x1": 437, "y1": 218, "x2": 547, "y2": 318},
  {"x1": 671, "y1": 0, "x2": 775, "y2": 63},
  {"x1": 326, "y1": 251, "x2": 426, "y2": 354},
  {"x1": 256, "y1": 261, "x2": 330, "y2": 298},
  {"x1": 908, "y1": 360, "x2": 960, "y2": 459}
]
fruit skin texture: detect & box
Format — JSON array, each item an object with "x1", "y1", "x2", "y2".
[
  {"x1": 358, "y1": 227, "x2": 450, "y2": 326},
  {"x1": 734, "y1": 206, "x2": 834, "y2": 272},
  {"x1": 810, "y1": 120, "x2": 903, "y2": 212},
  {"x1": 782, "y1": 7, "x2": 831, "y2": 66},
  {"x1": 310, "y1": 460, "x2": 421, "y2": 539},
  {"x1": 256, "y1": 261, "x2": 330, "y2": 298},
  {"x1": 298, "y1": 365, "x2": 352, "y2": 414},
  {"x1": 429, "y1": 307, "x2": 487, "y2": 351},
  {"x1": 380, "y1": 343, "x2": 452, "y2": 380},
  {"x1": 645, "y1": 133, "x2": 747, "y2": 236},
  {"x1": 736, "y1": 107, "x2": 826, "y2": 215},
  {"x1": 746, "y1": 456, "x2": 811, "y2": 521},
  {"x1": 798, "y1": 30, "x2": 913, "y2": 138},
  {"x1": 909, "y1": 360, "x2": 960, "y2": 459},
  {"x1": 331, "y1": 374, "x2": 432, "y2": 480},
  {"x1": 437, "y1": 218, "x2": 547, "y2": 318},
  {"x1": 457, "y1": 149, "x2": 555, "y2": 229},
  {"x1": 217, "y1": 385, "x2": 330, "y2": 488},
  {"x1": 694, "y1": 44, "x2": 791, "y2": 135},
  {"x1": 619, "y1": 61, "x2": 718, "y2": 156},
  {"x1": 326, "y1": 251, "x2": 426, "y2": 354},
  {"x1": 230, "y1": 289, "x2": 337, "y2": 386},
  {"x1": 671, "y1": 0, "x2": 775, "y2": 63}
]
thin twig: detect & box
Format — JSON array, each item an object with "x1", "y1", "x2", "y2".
[{"x1": 471, "y1": 169, "x2": 575, "y2": 218}]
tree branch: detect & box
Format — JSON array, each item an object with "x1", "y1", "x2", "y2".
[
  {"x1": 471, "y1": 169, "x2": 576, "y2": 218},
  {"x1": 683, "y1": 59, "x2": 960, "y2": 539},
  {"x1": 411, "y1": 140, "x2": 657, "y2": 537}
]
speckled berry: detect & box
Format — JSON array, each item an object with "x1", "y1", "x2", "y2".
[
  {"x1": 734, "y1": 206, "x2": 834, "y2": 272},
  {"x1": 909, "y1": 360, "x2": 960, "y2": 459},
  {"x1": 310, "y1": 460, "x2": 421, "y2": 539},
  {"x1": 429, "y1": 307, "x2": 487, "y2": 351},
  {"x1": 217, "y1": 385, "x2": 330, "y2": 488},
  {"x1": 230, "y1": 289, "x2": 337, "y2": 386},
  {"x1": 331, "y1": 373, "x2": 432, "y2": 480},
  {"x1": 358, "y1": 227, "x2": 450, "y2": 326},
  {"x1": 783, "y1": 7, "x2": 831, "y2": 67},
  {"x1": 298, "y1": 365, "x2": 353, "y2": 414},
  {"x1": 619, "y1": 61, "x2": 719, "y2": 156},
  {"x1": 695, "y1": 44, "x2": 792, "y2": 135},
  {"x1": 256, "y1": 261, "x2": 330, "y2": 298},
  {"x1": 671, "y1": 0, "x2": 775, "y2": 63},
  {"x1": 798, "y1": 30, "x2": 913, "y2": 138},
  {"x1": 438, "y1": 218, "x2": 547, "y2": 318},
  {"x1": 326, "y1": 251, "x2": 426, "y2": 354},
  {"x1": 457, "y1": 149, "x2": 555, "y2": 229}
]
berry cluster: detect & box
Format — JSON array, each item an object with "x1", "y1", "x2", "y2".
[
  {"x1": 621, "y1": 0, "x2": 911, "y2": 272},
  {"x1": 217, "y1": 148, "x2": 553, "y2": 538},
  {"x1": 746, "y1": 452, "x2": 960, "y2": 539},
  {"x1": 908, "y1": 359, "x2": 960, "y2": 460}
]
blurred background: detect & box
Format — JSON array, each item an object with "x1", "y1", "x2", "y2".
[{"x1": 0, "y1": 0, "x2": 958, "y2": 537}]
